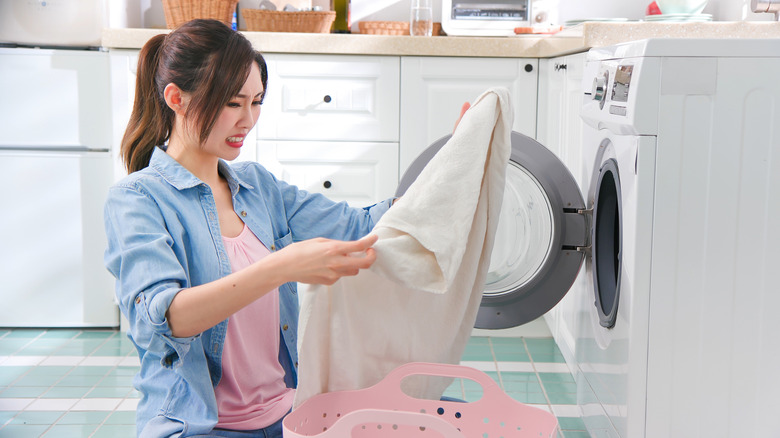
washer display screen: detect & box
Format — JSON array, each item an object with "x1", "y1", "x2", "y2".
[{"x1": 484, "y1": 161, "x2": 554, "y2": 296}]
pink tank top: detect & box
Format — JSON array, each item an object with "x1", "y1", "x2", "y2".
[{"x1": 216, "y1": 224, "x2": 294, "y2": 430}]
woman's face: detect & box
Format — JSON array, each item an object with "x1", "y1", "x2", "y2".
[{"x1": 202, "y1": 62, "x2": 264, "y2": 161}]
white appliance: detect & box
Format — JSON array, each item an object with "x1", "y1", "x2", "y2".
[
  {"x1": 0, "y1": 47, "x2": 118, "y2": 327},
  {"x1": 441, "y1": 0, "x2": 532, "y2": 36},
  {"x1": 567, "y1": 38, "x2": 780, "y2": 437},
  {"x1": 0, "y1": 0, "x2": 108, "y2": 48}
]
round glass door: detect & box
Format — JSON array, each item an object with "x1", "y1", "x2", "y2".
[
  {"x1": 397, "y1": 132, "x2": 588, "y2": 329},
  {"x1": 484, "y1": 162, "x2": 554, "y2": 296}
]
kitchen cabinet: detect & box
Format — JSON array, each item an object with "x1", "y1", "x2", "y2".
[
  {"x1": 536, "y1": 52, "x2": 586, "y2": 186},
  {"x1": 399, "y1": 56, "x2": 539, "y2": 177},
  {"x1": 257, "y1": 53, "x2": 400, "y2": 206},
  {"x1": 536, "y1": 52, "x2": 586, "y2": 366}
]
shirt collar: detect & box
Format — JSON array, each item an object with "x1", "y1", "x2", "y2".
[{"x1": 148, "y1": 146, "x2": 255, "y2": 193}]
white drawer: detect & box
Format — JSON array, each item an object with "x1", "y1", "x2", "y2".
[
  {"x1": 257, "y1": 54, "x2": 400, "y2": 142},
  {"x1": 257, "y1": 140, "x2": 399, "y2": 207}
]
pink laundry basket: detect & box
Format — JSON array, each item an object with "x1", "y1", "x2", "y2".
[{"x1": 283, "y1": 362, "x2": 559, "y2": 437}]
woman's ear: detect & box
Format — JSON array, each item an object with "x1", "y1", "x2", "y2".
[{"x1": 163, "y1": 83, "x2": 187, "y2": 114}]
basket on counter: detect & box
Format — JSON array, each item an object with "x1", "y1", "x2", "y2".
[
  {"x1": 242, "y1": 9, "x2": 336, "y2": 33},
  {"x1": 358, "y1": 21, "x2": 410, "y2": 35},
  {"x1": 162, "y1": 0, "x2": 238, "y2": 29},
  {"x1": 358, "y1": 20, "x2": 444, "y2": 36},
  {"x1": 284, "y1": 362, "x2": 559, "y2": 437}
]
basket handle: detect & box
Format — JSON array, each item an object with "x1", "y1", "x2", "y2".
[
  {"x1": 321, "y1": 408, "x2": 465, "y2": 437},
  {"x1": 376, "y1": 362, "x2": 505, "y2": 401}
]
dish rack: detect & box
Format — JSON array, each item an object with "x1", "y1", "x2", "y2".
[
  {"x1": 162, "y1": 0, "x2": 238, "y2": 29},
  {"x1": 242, "y1": 9, "x2": 336, "y2": 33},
  {"x1": 283, "y1": 362, "x2": 559, "y2": 437}
]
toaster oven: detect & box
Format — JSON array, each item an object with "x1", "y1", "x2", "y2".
[{"x1": 441, "y1": 0, "x2": 531, "y2": 36}]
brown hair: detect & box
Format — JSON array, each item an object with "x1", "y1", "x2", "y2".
[{"x1": 121, "y1": 19, "x2": 268, "y2": 173}]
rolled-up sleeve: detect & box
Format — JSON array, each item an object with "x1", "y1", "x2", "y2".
[{"x1": 104, "y1": 184, "x2": 197, "y2": 368}]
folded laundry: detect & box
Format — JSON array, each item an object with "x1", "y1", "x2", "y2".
[{"x1": 294, "y1": 87, "x2": 513, "y2": 408}]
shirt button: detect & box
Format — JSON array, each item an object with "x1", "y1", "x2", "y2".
[
  {"x1": 165, "y1": 357, "x2": 172, "y2": 366},
  {"x1": 283, "y1": 324, "x2": 288, "y2": 331},
  {"x1": 135, "y1": 296, "x2": 141, "y2": 304},
  {"x1": 240, "y1": 211, "x2": 247, "y2": 217},
  {"x1": 294, "y1": 362, "x2": 298, "y2": 367},
  {"x1": 271, "y1": 245, "x2": 276, "y2": 251}
]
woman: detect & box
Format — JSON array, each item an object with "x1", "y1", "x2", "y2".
[{"x1": 103, "y1": 19, "x2": 390, "y2": 437}]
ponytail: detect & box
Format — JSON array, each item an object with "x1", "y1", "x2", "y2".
[
  {"x1": 120, "y1": 20, "x2": 266, "y2": 174},
  {"x1": 121, "y1": 34, "x2": 173, "y2": 174}
]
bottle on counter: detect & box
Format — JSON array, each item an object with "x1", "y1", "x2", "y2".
[{"x1": 332, "y1": 0, "x2": 351, "y2": 33}]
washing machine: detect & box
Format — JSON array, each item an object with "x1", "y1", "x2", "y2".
[
  {"x1": 397, "y1": 38, "x2": 780, "y2": 438},
  {"x1": 575, "y1": 38, "x2": 780, "y2": 438}
]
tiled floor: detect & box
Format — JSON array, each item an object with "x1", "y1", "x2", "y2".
[{"x1": 0, "y1": 329, "x2": 591, "y2": 437}]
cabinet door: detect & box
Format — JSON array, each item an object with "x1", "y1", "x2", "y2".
[
  {"x1": 399, "y1": 56, "x2": 538, "y2": 175},
  {"x1": 257, "y1": 54, "x2": 400, "y2": 143},
  {"x1": 257, "y1": 140, "x2": 399, "y2": 207},
  {"x1": 536, "y1": 57, "x2": 567, "y2": 158}
]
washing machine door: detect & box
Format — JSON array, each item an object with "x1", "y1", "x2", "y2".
[{"x1": 396, "y1": 131, "x2": 588, "y2": 329}]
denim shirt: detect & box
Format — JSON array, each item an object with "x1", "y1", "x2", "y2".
[{"x1": 104, "y1": 148, "x2": 391, "y2": 437}]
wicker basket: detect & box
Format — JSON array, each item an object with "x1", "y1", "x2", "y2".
[
  {"x1": 242, "y1": 9, "x2": 336, "y2": 33},
  {"x1": 358, "y1": 20, "x2": 443, "y2": 36},
  {"x1": 358, "y1": 21, "x2": 409, "y2": 35},
  {"x1": 162, "y1": 0, "x2": 238, "y2": 29}
]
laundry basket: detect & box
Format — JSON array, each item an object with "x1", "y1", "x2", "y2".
[{"x1": 283, "y1": 362, "x2": 559, "y2": 437}]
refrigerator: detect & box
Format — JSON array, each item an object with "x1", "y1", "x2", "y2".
[{"x1": 0, "y1": 47, "x2": 119, "y2": 327}]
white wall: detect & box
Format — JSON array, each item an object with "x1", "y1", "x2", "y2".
[
  {"x1": 348, "y1": 0, "x2": 774, "y2": 29},
  {"x1": 114, "y1": 0, "x2": 775, "y2": 30}
]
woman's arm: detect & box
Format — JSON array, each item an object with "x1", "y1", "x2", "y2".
[{"x1": 165, "y1": 234, "x2": 378, "y2": 337}]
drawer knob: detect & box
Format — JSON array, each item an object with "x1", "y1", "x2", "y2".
[
  {"x1": 323, "y1": 95, "x2": 332, "y2": 103},
  {"x1": 323, "y1": 180, "x2": 332, "y2": 189}
]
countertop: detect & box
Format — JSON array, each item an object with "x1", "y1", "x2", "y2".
[{"x1": 102, "y1": 21, "x2": 780, "y2": 58}]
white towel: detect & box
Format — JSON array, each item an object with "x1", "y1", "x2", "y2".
[{"x1": 293, "y1": 87, "x2": 513, "y2": 408}]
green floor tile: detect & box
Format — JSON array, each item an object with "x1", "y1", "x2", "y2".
[
  {"x1": 91, "y1": 424, "x2": 136, "y2": 437},
  {"x1": 562, "y1": 431, "x2": 592, "y2": 438},
  {"x1": 107, "y1": 366, "x2": 139, "y2": 377},
  {"x1": 42, "y1": 424, "x2": 98, "y2": 437},
  {"x1": 538, "y1": 372, "x2": 575, "y2": 383},
  {"x1": 558, "y1": 416, "x2": 587, "y2": 431},
  {"x1": 97, "y1": 375, "x2": 134, "y2": 387},
  {"x1": 466, "y1": 336, "x2": 490, "y2": 345},
  {"x1": 4, "y1": 330, "x2": 44, "y2": 339},
  {"x1": 0, "y1": 367, "x2": 31, "y2": 386},
  {"x1": 56, "y1": 374, "x2": 101, "y2": 387},
  {"x1": 56, "y1": 411, "x2": 110, "y2": 425},
  {"x1": 544, "y1": 381, "x2": 578, "y2": 393},
  {"x1": 0, "y1": 424, "x2": 50, "y2": 437},
  {"x1": 104, "y1": 411, "x2": 136, "y2": 425},
  {"x1": 9, "y1": 411, "x2": 64, "y2": 425},
  {"x1": 493, "y1": 351, "x2": 531, "y2": 362},
  {"x1": 506, "y1": 391, "x2": 548, "y2": 404},
  {"x1": 0, "y1": 411, "x2": 14, "y2": 425},
  {"x1": 460, "y1": 344, "x2": 493, "y2": 361},
  {"x1": 85, "y1": 387, "x2": 132, "y2": 398},
  {"x1": 42, "y1": 386, "x2": 92, "y2": 398},
  {"x1": 502, "y1": 380, "x2": 543, "y2": 393},
  {"x1": 13, "y1": 374, "x2": 61, "y2": 387},
  {"x1": 546, "y1": 392, "x2": 578, "y2": 404},
  {"x1": 25, "y1": 366, "x2": 71, "y2": 377},
  {"x1": 499, "y1": 371, "x2": 537, "y2": 382},
  {"x1": 40, "y1": 330, "x2": 81, "y2": 339},
  {"x1": 68, "y1": 366, "x2": 112, "y2": 376},
  {"x1": 0, "y1": 340, "x2": 31, "y2": 355},
  {"x1": 76, "y1": 331, "x2": 115, "y2": 340},
  {"x1": 0, "y1": 386, "x2": 48, "y2": 398}
]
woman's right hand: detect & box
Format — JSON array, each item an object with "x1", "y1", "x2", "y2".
[{"x1": 273, "y1": 234, "x2": 379, "y2": 285}]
